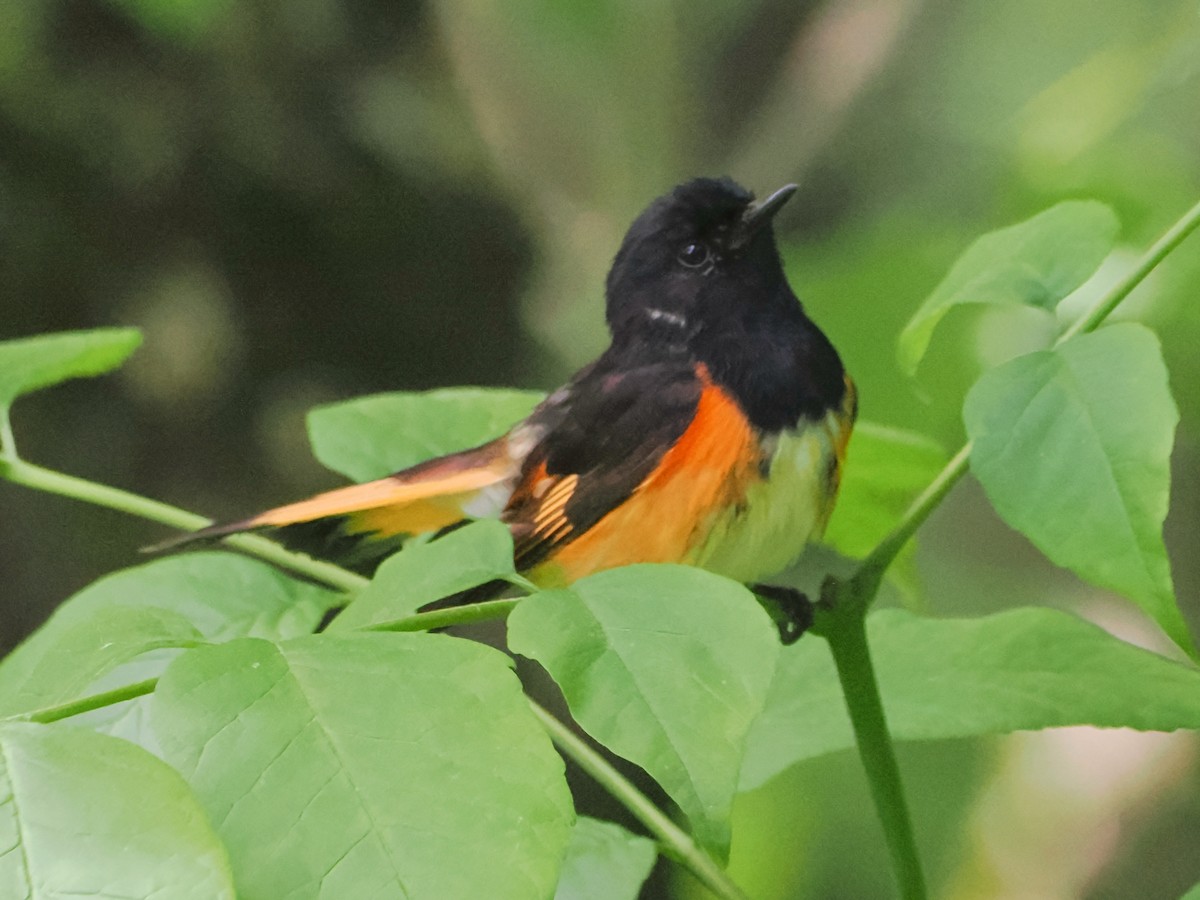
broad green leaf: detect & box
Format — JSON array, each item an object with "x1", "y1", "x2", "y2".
[
  {"x1": 0, "y1": 327, "x2": 142, "y2": 408},
  {"x1": 0, "y1": 722, "x2": 234, "y2": 898},
  {"x1": 508, "y1": 564, "x2": 780, "y2": 860},
  {"x1": 740, "y1": 607, "x2": 1200, "y2": 791},
  {"x1": 307, "y1": 387, "x2": 543, "y2": 482},
  {"x1": 331, "y1": 519, "x2": 518, "y2": 630},
  {"x1": 898, "y1": 202, "x2": 1118, "y2": 375},
  {"x1": 1181, "y1": 884, "x2": 1200, "y2": 900},
  {"x1": 13, "y1": 552, "x2": 340, "y2": 642},
  {"x1": 963, "y1": 324, "x2": 1188, "y2": 652},
  {"x1": 554, "y1": 817, "x2": 656, "y2": 900},
  {"x1": 0, "y1": 554, "x2": 339, "y2": 739},
  {"x1": 0, "y1": 605, "x2": 201, "y2": 717},
  {"x1": 823, "y1": 422, "x2": 947, "y2": 599},
  {"x1": 153, "y1": 633, "x2": 573, "y2": 899}
]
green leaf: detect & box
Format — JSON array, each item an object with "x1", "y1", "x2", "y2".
[
  {"x1": 823, "y1": 422, "x2": 947, "y2": 598},
  {"x1": 508, "y1": 564, "x2": 780, "y2": 860},
  {"x1": 331, "y1": 519, "x2": 519, "y2": 630},
  {"x1": 37, "y1": 552, "x2": 341, "y2": 641},
  {"x1": 0, "y1": 327, "x2": 142, "y2": 408},
  {"x1": 554, "y1": 817, "x2": 657, "y2": 900},
  {"x1": 153, "y1": 632, "x2": 573, "y2": 899},
  {"x1": 898, "y1": 201, "x2": 1118, "y2": 375},
  {"x1": 0, "y1": 722, "x2": 234, "y2": 898},
  {"x1": 0, "y1": 605, "x2": 201, "y2": 717},
  {"x1": 308, "y1": 387, "x2": 543, "y2": 482},
  {"x1": 963, "y1": 324, "x2": 1188, "y2": 652},
  {"x1": 1180, "y1": 883, "x2": 1200, "y2": 900},
  {"x1": 740, "y1": 607, "x2": 1200, "y2": 791},
  {"x1": 0, "y1": 554, "x2": 339, "y2": 739},
  {"x1": 824, "y1": 422, "x2": 947, "y2": 560}
]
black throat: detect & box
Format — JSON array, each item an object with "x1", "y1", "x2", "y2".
[{"x1": 688, "y1": 286, "x2": 847, "y2": 433}]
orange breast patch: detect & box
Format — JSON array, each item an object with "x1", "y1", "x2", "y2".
[{"x1": 531, "y1": 378, "x2": 762, "y2": 585}]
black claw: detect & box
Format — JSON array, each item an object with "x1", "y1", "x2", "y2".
[{"x1": 750, "y1": 584, "x2": 814, "y2": 645}]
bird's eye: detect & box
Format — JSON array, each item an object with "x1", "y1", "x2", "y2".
[{"x1": 677, "y1": 241, "x2": 710, "y2": 268}]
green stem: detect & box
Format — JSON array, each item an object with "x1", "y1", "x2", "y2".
[
  {"x1": 364, "y1": 598, "x2": 520, "y2": 633},
  {"x1": 823, "y1": 609, "x2": 926, "y2": 900},
  {"x1": 829, "y1": 195, "x2": 1200, "y2": 900},
  {"x1": 0, "y1": 457, "x2": 367, "y2": 593},
  {"x1": 223, "y1": 532, "x2": 367, "y2": 593},
  {"x1": 17, "y1": 677, "x2": 160, "y2": 725},
  {"x1": 849, "y1": 443, "x2": 973, "y2": 610},
  {"x1": 1059, "y1": 195, "x2": 1200, "y2": 343},
  {"x1": 529, "y1": 701, "x2": 749, "y2": 900},
  {"x1": 11, "y1": 599, "x2": 522, "y2": 725},
  {"x1": 848, "y1": 194, "x2": 1200, "y2": 606},
  {"x1": 0, "y1": 407, "x2": 15, "y2": 460}
]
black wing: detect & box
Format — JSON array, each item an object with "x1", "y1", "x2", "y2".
[{"x1": 504, "y1": 349, "x2": 702, "y2": 570}]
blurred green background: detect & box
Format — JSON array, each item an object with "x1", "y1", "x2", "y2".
[{"x1": 2, "y1": 0, "x2": 1200, "y2": 896}]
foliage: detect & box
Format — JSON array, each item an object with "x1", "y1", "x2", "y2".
[{"x1": 1, "y1": 195, "x2": 1197, "y2": 897}]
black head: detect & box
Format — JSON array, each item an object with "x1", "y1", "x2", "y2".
[
  {"x1": 603, "y1": 177, "x2": 849, "y2": 431},
  {"x1": 605, "y1": 177, "x2": 798, "y2": 340}
]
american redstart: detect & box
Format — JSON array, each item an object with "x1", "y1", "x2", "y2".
[{"x1": 160, "y1": 178, "x2": 856, "y2": 640}]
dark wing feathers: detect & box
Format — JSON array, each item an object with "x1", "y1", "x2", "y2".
[
  {"x1": 151, "y1": 352, "x2": 705, "y2": 579},
  {"x1": 505, "y1": 355, "x2": 702, "y2": 570}
]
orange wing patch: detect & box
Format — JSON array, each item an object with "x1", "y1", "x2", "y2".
[
  {"x1": 528, "y1": 471, "x2": 580, "y2": 545},
  {"x1": 529, "y1": 377, "x2": 762, "y2": 585}
]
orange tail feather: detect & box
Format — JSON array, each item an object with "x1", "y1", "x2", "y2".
[{"x1": 148, "y1": 438, "x2": 520, "y2": 567}]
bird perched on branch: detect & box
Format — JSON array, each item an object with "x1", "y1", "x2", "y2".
[{"x1": 161, "y1": 178, "x2": 856, "y2": 640}]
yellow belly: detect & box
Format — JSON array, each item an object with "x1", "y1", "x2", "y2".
[{"x1": 690, "y1": 411, "x2": 847, "y2": 584}]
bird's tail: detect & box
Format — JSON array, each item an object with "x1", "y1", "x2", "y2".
[{"x1": 148, "y1": 437, "x2": 520, "y2": 570}]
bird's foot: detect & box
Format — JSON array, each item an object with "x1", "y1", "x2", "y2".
[{"x1": 749, "y1": 583, "x2": 814, "y2": 645}]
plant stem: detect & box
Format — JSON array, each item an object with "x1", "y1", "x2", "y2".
[
  {"x1": 849, "y1": 443, "x2": 973, "y2": 610},
  {"x1": 529, "y1": 701, "x2": 749, "y2": 900},
  {"x1": 13, "y1": 597, "x2": 521, "y2": 723},
  {"x1": 829, "y1": 195, "x2": 1200, "y2": 900},
  {"x1": 849, "y1": 194, "x2": 1200, "y2": 609},
  {"x1": 0, "y1": 457, "x2": 367, "y2": 593},
  {"x1": 17, "y1": 677, "x2": 160, "y2": 725},
  {"x1": 365, "y1": 597, "x2": 520, "y2": 632},
  {"x1": 0, "y1": 407, "x2": 15, "y2": 460},
  {"x1": 223, "y1": 533, "x2": 367, "y2": 593},
  {"x1": 823, "y1": 608, "x2": 926, "y2": 900},
  {"x1": 1059, "y1": 195, "x2": 1200, "y2": 343}
]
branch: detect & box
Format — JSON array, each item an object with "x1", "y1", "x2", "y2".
[
  {"x1": 0, "y1": 457, "x2": 367, "y2": 594},
  {"x1": 15, "y1": 677, "x2": 159, "y2": 725},
  {"x1": 529, "y1": 701, "x2": 749, "y2": 900},
  {"x1": 819, "y1": 193, "x2": 1200, "y2": 900},
  {"x1": 822, "y1": 607, "x2": 926, "y2": 900},
  {"x1": 364, "y1": 597, "x2": 520, "y2": 633},
  {"x1": 1060, "y1": 196, "x2": 1200, "y2": 343},
  {"x1": 848, "y1": 193, "x2": 1200, "y2": 607}
]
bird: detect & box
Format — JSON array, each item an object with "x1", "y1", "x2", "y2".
[{"x1": 163, "y1": 178, "x2": 856, "y2": 640}]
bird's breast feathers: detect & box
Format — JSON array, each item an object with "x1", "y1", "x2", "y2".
[
  {"x1": 525, "y1": 375, "x2": 855, "y2": 587},
  {"x1": 690, "y1": 404, "x2": 852, "y2": 583}
]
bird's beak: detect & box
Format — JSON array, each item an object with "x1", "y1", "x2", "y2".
[{"x1": 731, "y1": 184, "x2": 797, "y2": 249}]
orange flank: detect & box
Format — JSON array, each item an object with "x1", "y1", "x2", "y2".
[{"x1": 530, "y1": 376, "x2": 761, "y2": 585}]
